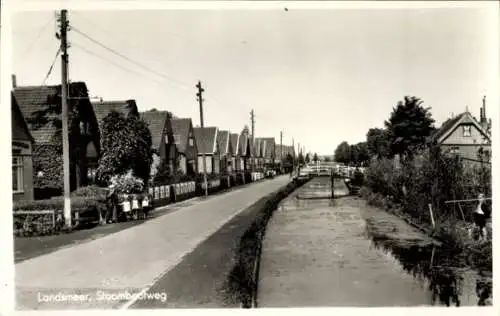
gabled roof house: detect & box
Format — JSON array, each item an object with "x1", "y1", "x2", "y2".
[
  {"x1": 431, "y1": 103, "x2": 491, "y2": 162},
  {"x1": 193, "y1": 127, "x2": 220, "y2": 174},
  {"x1": 13, "y1": 81, "x2": 100, "y2": 195},
  {"x1": 171, "y1": 117, "x2": 198, "y2": 175}
]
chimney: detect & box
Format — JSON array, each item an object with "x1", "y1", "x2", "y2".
[
  {"x1": 12, "y1": 74, "x2": 17, "y2": 88},
  {"x1": 480, "y1": 96, "x2": 489, "y2": 131}
]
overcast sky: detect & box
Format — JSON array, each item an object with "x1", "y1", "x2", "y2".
[{"x1": 10, "y1": 5, "x2": 497, "y2": 155}]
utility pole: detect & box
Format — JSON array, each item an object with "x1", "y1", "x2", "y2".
[
  {"x1": 280, "y1": 131, "x2": 283, "y2": 173},
  {"x1": 196, "y1": 81, "x2": 208, "y2": 197},
  {"x1": 250, "y1": 109, "x2": 255, "y2": 173},
  {"x1": 292, "y1": 137, "x2": 295, "y2": 173},
  {"x1": 59, "y1": 10, "x2": 71, "y2": 229}
]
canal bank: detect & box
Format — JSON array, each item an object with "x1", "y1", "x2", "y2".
[{"x1": 257, "y1": 177, "x2": 492, "y2": 307}]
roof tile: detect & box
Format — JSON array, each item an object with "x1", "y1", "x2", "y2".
[{"x1": 193, "y1": 127, "x2": 218, "y2": 154}]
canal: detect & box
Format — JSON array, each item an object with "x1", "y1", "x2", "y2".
[{"x1": 257, "y1": 177, "x2": 492, "y2": 307}]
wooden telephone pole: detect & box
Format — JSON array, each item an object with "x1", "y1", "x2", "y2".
[
  {"x1": 59, "y1": 10, "x2": 72, "y2": 228},
  {"x1": 196, "y1": 81, "x2": 208, "y2": 197},
  {"x1": 250, "y1": 109, "x2": 255, "y2": 173}
]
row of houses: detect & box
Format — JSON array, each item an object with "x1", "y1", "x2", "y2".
[{"x1": 11, "y1": 79, "x2": 296, "y2": 202}]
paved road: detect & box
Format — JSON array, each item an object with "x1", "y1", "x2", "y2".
[
  {"x1": 257, "y1": 177, "x2": 434, "y2": 307},
  {"x1": 15, "y1": 176, "x2": 291, "y2": 310}
]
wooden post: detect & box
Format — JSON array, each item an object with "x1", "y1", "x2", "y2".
[
  {"x1": 457, "y1": 203, "x2": 466, "y2": 221},
  {"x1": 428, "y1": 203, "x2": 435, "y2": 229}
]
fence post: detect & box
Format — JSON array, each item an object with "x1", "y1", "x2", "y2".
[{"x1": 428, "y1": 203, "x2": 436, "y2": 229}]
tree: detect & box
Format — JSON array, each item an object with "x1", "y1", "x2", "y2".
[
  {"x1": 385, "y1": 96, "x2": 435, "y2": 160},
  {"x1": 334, "y1": 141, "x2": 351, "y2": 164},
  {"x1": 354, "y1": 142, "x2": 370, "y2": 166},
  {"x1": 96, "y1": 111, "x2": 153, "y2": 186},
  {"x1": 324, "y1": 156, "x2": 331, "y2": 162},
  {"x1": 366, "y1": 128, "x2": 391, "y2": 159},
  {"x1": 305, "y1": 153, "x2": 311, "y2": 164},
  {"x1": 298, "y1": 152, "x2": 305, "y2": 165},
  {"x1": 313, "y1": 153, "x2": 319, "y2": 162}
]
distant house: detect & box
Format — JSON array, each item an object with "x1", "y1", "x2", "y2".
[
  {"x1": 12, "y1": 92, "x2": 35, "y2": 201},
  {"x1": 13, "y1": 81, "x2": 100, "y2": 198},
  {"x1": 171, "y1": 117, "x2": 198, "y2": 175},
  {"x1": 261, "y1": 137, "x2": 276, "y2": 166},
  {"x1": 431, "y1": 103, "x2": 491, "y2": 162},
  {"x1": 217, "y1": 130, "x2": 234, "y2": 174},
  {"x1": 253, "y1": 138, "x2": 264, "y2": 169},
  {"x1": 239, "y1": 133, "x2": 252, "y2": 171},
  {"x1": 230, "y1": 133, "x2": 243, "y2": 172},
  {"x1": 139, "y1": 110, "x2": 178, "y2": 176},
  {"x1": 193, "y1": 127, "x2": 220, "y2": 174}
]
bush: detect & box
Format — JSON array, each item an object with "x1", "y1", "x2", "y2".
[
  {"x1": 13, "y1": 196, "x2": 104, "y2": 236},
  {"x1": 109, "y1": 170, "x2": 144, "y2": 194},
  {"x1": 71, "y1": 185, "x2": 109, "y2": 201}
]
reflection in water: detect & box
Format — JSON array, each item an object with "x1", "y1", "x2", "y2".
[{"x1": 370, "y1": 237, "x2": 492, "y2": 306}]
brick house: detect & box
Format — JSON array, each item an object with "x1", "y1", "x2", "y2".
[
  {"x1": 230, "y1": 133, "x2": 243, "y2": 172},
  {"x1": 139, "y1": 110, "x2": 178, "y2": 177},
  {"x1": 431, "y1": 102, "x2": 491, "y2": 162},
  {"x1": 13, "y1": 81, "x2": 101, "y2": 198},
  {"x1": 239, "y1": 133, "x2": 252, "y2": 171},
  {"x1": 171, "y1": 117, "x2": 198, "y2": 175},
  {"x1": 193, "y1": 127, "x2": 220, "y2": 174},
  {"x1": 12, "y1": 92, "x2": 35, "y2": 201},
  {"x1": 217, "y1": 130, "x2": 234, "y2": 174},
  {"x1": 261, "y1": 137, "x2": 276, "y2": 167}
]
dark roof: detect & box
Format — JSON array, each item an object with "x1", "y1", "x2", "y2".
[
  {"x1": 261, "y1": 137, "x2": 275, "y2": 159},
  {"x1": 193, "y1": 127, "x2": 218, "y2": 154},
  {"x1": 431, "y1": 113, "x2": 465, "y2": 143},
  {"x1": 171, "y1": 118, "x2": 192, "y2": 153},
  {"x1": 253, "y1": 138, "x2": 261, "y2": 157},
  {"x1": 11, "y1": 92, "x2": 34, "y2": 143},
  {"x1": 230, "y1": 133, "x2": 240, "y2": 155},
  {"x1": 239, "y1": 133, "x2": 249, "y2": 156},
  {"x1": 217, "y1": 130, "x2": 230, "y2": 156},
  {"x1": 91, "y1": 100, "x2": 139, "y2": 125},
  {"x1": 140, "y1": 111, "x2": 171, "y2": 150},
  {"x1": 13, "y1": 82, "x2": 89, "y2": 144}
]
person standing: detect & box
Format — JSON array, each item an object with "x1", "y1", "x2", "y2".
[{"x1": 473, "y1": 193, "x2": 487, "y2": 241}]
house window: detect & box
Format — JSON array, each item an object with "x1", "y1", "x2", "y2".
[
  {"x1": 165, "y1": 135, "x2": 169, "y2": 144},
  {"x1": 12, "y1": 156, "x2": 23, "y2": 193},
  {"x1": 462, "y1": 125, "x2": 472, "y2": 137},
  {"x1": 449, "y1": 146, "x2": 459, "y2": 155},
  {"x1": 189, "y1": 137, "x2": 194, "y2": 147}
]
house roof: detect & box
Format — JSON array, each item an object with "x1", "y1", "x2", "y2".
[
  {"x1": 12, "y1": 82, "x2": 90, "y2": 144},
  {"x1": 193, "y1": 127, "x2": 218, "y2": 155},
  {"x1": 239, "y1": 133, "x2": 249, "y2": 156},
  {"x1": 171, "y1": 118, "x2": 192, "y2": 153},
  {"x1": 11, "y1": 92, "x2": 34, "y2": 143},
  {"x1": 432, "y1": 112, "x2": 490, "y2": 144},
  {"x1": 217, "y1": 130, "x2": 230, "y2": 156},
  {"x1": 140, "y1": 110, "x2": 171, "y2": 150},
  {"x1": 230, "y1": 133, "x2": 240, "y2": 155},
  {"x1": 91, "y1": 100, "x2": 139, "y2": 125},
  {"x1": 261, "y1": 137, "x2": 276, "y2": 159},
  {"x1": 253, "y1": 138, "x2": 262, "y2": 157}
]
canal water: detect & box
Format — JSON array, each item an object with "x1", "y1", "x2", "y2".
[{"x1": 257, "y1": 177, "x2": 492, "y2": 307}]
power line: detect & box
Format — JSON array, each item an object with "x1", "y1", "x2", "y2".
[
  {"x1": 21, "y1": 14, "x2": 55, "y2": 58},
  {"x1": 41, "y1": 47, "x2": 61, "y2": 86},
  {"x1": 71, "y1": 41, "x2": 167, "y2": 86},
  {"x1": 71, "y1": 26, "x2": 192, "y2": 92}
]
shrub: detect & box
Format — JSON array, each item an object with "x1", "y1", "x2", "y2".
[
  {"x1": 109, "y1": 170, "x2": 144, "y2": 194},
  {"x1": 71, "y1": 185, "x2": 109, "y2": 201}
]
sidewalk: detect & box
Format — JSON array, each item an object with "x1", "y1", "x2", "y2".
[{"x1": 16, "y1": 176, "x2": 291, "y2": 310}]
